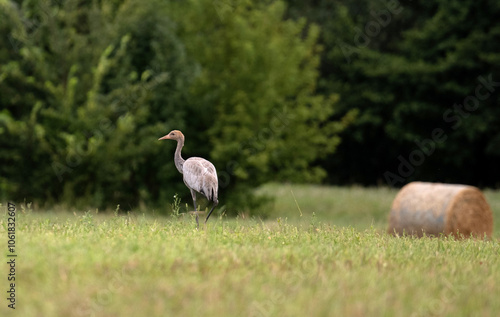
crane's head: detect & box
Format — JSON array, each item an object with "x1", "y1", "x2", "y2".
[{"x1": 158, "y1": 130, "x2": 184, "y2": 141}]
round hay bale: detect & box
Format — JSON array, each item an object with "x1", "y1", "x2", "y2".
[{"x1": 388, "y1": 182, "x2": 493, "y2": 238}]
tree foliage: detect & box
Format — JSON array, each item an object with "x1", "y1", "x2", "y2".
[
  {"x1": 0, "y1": 0, "x2": 348, "y2": 214},
  {"x1": 285, "y1": 0, "x2": 500, "y2": 187}
]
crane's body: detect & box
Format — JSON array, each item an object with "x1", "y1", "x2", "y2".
[
  {"x1": 159, "y1": 130, "x2": 219, "y2": 227},
  {"x1": 182, "y1": 158, "x2": 218, "y2": 202}
]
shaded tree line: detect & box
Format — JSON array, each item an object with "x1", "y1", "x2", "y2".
[
  {"x1": 1, "y1": 0, "x2": 498, "y2": 215},
  {"x1": 285, "y1": 0, "x2": 500, "y2": 187}
]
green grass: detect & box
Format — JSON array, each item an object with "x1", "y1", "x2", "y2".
[
  {"x1": 258, "y1": 184, "x2": 398, "y2": 229},
  {"x1": 2, "y1": 185, "x2": 500, "y2": 317}
]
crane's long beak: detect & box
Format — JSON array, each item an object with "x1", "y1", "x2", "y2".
[{"x1": 158, "y1": 135, "x2": 170, "y2": 140}]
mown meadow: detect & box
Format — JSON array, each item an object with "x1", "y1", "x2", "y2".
[{"x1": 2, "y1": 184, "x2": 500, "y2": 317}]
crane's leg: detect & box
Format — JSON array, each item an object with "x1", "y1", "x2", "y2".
[
  {"x1": 190, "y1": 189, "x2": 199, "y2": 228},
  {"x1": 205, "y1": 199, "x2": 219, "y2": 224}
]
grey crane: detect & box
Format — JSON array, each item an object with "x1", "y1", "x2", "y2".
[{"x1": 158, "y1": 130, "x2": 219, "y2": 227}]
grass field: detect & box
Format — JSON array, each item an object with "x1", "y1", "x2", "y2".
[{"x1": 2, "y1": 184, "x2": 500, "y2": 316}]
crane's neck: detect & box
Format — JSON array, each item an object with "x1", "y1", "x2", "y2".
[{"x1": 174, "y1": 138, "x2": 185, "y2": 174}]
